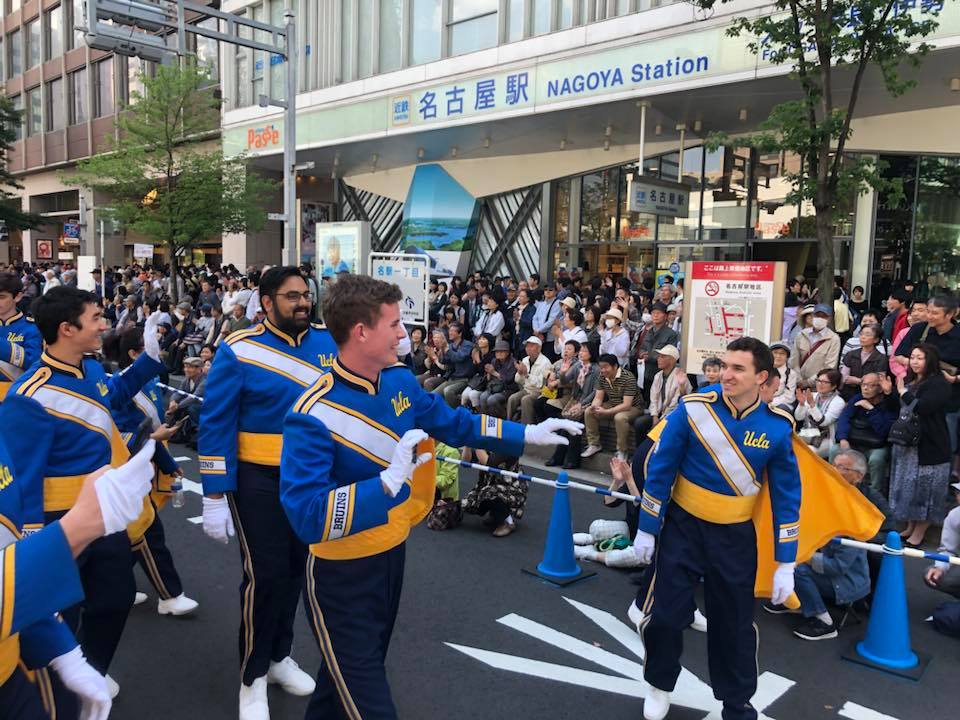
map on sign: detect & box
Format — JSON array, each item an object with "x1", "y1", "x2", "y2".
[{"x1": 698, "y1": 298, "x2": 766, "y2": 341}]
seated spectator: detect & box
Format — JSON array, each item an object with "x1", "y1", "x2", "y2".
[
  {"x1": 553, "y1": 308, "x2": 587, "y2": 358},
  {"x1": 420, "y1": 329, "x2": 449, "y2": 389},
  {"x1": 506, "y1": 336, "x2": 552, "y2": 424},
  {"x1": 460, "y1": 333, "x2": 496, "y2": 410},
  {"x1": 220, "y1": 302, "x2": 251, "y2": 338},
  {"x1": 426, "y1": 321, "x2": 475, "y2": 408},
  {"x1": 840, "y1": 324, "x2": 889, "y2": 400},
  {"x1": 634, "y1": 344, "x2": 688, "y2": 443},
  {"x1": 764, "y1": 449, "x2": 871, "y2": 641},
  {"x1": 791, "y1": 303, "x2": 841, "y2": 385},
  {"x1": 769, "y1": 342, "x2": 798, "y2": 411},
  {"x1": 599, "y1": 307, "x2": 630, "y2": 368},
  {"x1": 923, "y1": 480, "x2": 960, "y2": 599},
  {"x1": 889, "y1": 343, "x2": 952, "y2": 548},
  {"x1": 582, "y1": 354, "x2": 644, "y2": 461},
  {"x1": 461, "y1": 449, "x2": 525, "y2": 537},
  {"x1": 841, "y1": 310, "x2": 887, "y2": 357},
  {"x1": 207, "y1": 304, "x2": 226, "y2": 346},
  {"x1": 534, "y1": 340, "x2": 582, "y2": 423},
  {"x1": 699, "y1": 356, "x2": 722, "y2": 389},
  {"x1": 546, "y1": 343, "x2": 600, "y2": 469},
  {"x1": 795, "y1": 368, "x2": 845, "y2": 458},
  {"x1": 833, "y1": 372, "x2": 897, "y2": 494},
  {"x1": 581, "y1": 305, "x2": 602, "y2": 355},
  {"x1": 478, "y1": 340, "x2": 519, "y2": 418},
  {"x1": 166, "y1": 356, "x2": 206, "y2": 445}
]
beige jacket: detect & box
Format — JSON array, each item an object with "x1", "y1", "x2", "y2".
[{"x1": 791, "y1": 328, "x2": 841, "y2": 383}]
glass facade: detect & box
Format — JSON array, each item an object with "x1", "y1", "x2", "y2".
[
  {"x1": 69, "y1": 67, "x2": 87, "y2": 124},
  {"x1": 411, "y1": 0, "x2": 442, "y2": 65},
  {"x1": 45, "y1": 5, "x2": 63, "y2": 60},
  {"x1": 7, "y1": 29, "x2": 21, "y2": 79},
  {"x1": 26, "y1": 86, "x2": 41, "y2": 136},
  {"x1": 46, "y1": 76, "x2": 65, "y2": 131},
  {"x1": 95, "y1": 59, "x2": 114, "y2": 118},
  {"x1": 26, "y1": 18, "x2": 40, "y2": 69}
]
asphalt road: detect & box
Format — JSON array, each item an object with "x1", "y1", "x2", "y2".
[{"x1": 108, "y1": 445, "x2": 959, "y2": 720}]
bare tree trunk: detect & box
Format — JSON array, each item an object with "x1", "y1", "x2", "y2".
[
  {"x1": 169, "y1": 250, "x2": 180, "y2": 305},
  {"x1": 815, "y1": 206, "x2": 835, "y2": 306}
]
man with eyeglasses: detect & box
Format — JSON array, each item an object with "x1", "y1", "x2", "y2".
[{"x1": 199, "y1": 266, "x2": 338, "y2": 720}]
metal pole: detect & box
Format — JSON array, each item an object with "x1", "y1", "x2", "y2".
[
  {"x1": 638, "y1": 101, "x2": 648, "y2": 177},
  {"x1": 283, "y1": 9, "x2": 298, "y2": 265},
  {"x1": 676, "y1": 124, "x2": 686, "y2": 179},
  {"x1": 99, "y1": 219, "x2": 106, "y2": 301}
]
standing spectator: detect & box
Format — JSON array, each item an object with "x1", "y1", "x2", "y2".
[
  {"x1": 840, "y1": 324, "x2": 889, "y2": 400},
  {"x1": 582, "y1": 354, "x2": 644, "y2": 461},
  {"x1": 533, "y1": 283, "x2": 562, "y2": 357},
  {"x1": 198, "y1": 278, "x2": 220, "y2": 309},
  {"x1": 427, "y1": 322, "x2": 475, "y2": 408},
  {"x1": 787, "y1": 303, "x2": 814, "y2": 346},
  {"x1": 554, "y1": 309, "x2": 587, "y2": 358},
  {"x1": 475, "y1": 293, "x2": 505, "y2": 339},
  {"x1": 882, "y1": 289, "x2": 911, "y2": 343},
  {"x1": 637, "y1": 302, "x2": 680, "y2": 395},
  {"x1": 791, "y1": 304, "x2": 841, "y2": 385},
  {"x1": 890, "y1": 343, "x2": 952, "y2": 547},
  {"x1": 795, "y1": 368, "x2": 845, "y2": 458},
  {"x1": 782, "y1": 278, "x2": 803, "y2": 338},
  {"x1": 599, "y1": 307, "x2": 631, "y2": 369},
  {"x1": 769, "y1": 342, "x2": 798, "y2": 411},
  {"x1": 582, "y1": 305, "x2": 602, "y2": 353},
  {"x1": 889, "y1": 299, "x2": 928, "y2": 380},
  {"x1": 848, "y1": 286, "x2": 869, "y2": 326},
  {"x1": 478, "y1": 340, "x2": 518, "y2": 418},
  {"x1": 893, "y1": 295, "x2": 960, "y2": 457},
  {"x1": 923, "y1": 481, "x2": 960, "y2": 599},
  {"x1": 842, "y1": 310, "x2": 886, "y2": 356},
  {"x1": 513, "y1": 289, "x2": 536, "y2": 356},
  {"x1": 834, "y1": 372, "x2": 897, "y2": 493},
  {"x1": 445, "y1": 292, "x2": 466, "y2": 327},
  {"x1": 408, "y1": 326, "x2": 429, "y2": 377},
  {"x1": 506, "y1": 337, "x2": 552, "y2": 424}
]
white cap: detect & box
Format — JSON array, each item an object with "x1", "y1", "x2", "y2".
[
  {"x1": 524, "y1": 335, "x2": 543, "y2": 346},
  {"x1": 658, "y1": 344, "x2": 680, "y2": 360}
]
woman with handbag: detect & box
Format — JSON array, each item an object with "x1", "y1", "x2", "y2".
[
  {"x1": 546, "y1": 343, "x2": 601, "y2": 469},
  {"x1": 889, "y1": 343, "x2": 952, "y2": 547},
  {"x1": 460, "y1": 333, "x2": 496, "y2": 410},
  {"x1": 794, "y1": 368, "x2": 846, "y2": 458},
  {"x1": 534, "y1": 340, "x2": 582, "y2": 424},
  {"x1": 477, "y1": 341, "x2": 518, "y2": 418}
]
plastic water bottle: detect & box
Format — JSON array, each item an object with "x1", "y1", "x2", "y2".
[{"x1": 171, "y1": 479, "x2": 185, "y2": 509}]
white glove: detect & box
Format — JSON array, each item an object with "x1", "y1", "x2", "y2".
[
  {"x1": 633, "y1": 530, "x2": 656, "y2": 565},
  {"x1": 49, "y1": 646, "x2": 112, "y2": 720},
  {"x1": 202, "y1": 495, "x2": 235, "y2": 544},
  {"x1": 143, "y1": 309, "x2": 161, "y2": 361},
  {"x1": 381, "y1": 429, "x2": 432, "y2": 498},
  {"x1": 771, "y1": 562, "x2": 796, "y2": 606},
  {"x1": 524, "y1": 418, "x2": 585, "y2": 446},
  {"x1": 93, "y1": 440, "x2": 156, "y2": 535}
]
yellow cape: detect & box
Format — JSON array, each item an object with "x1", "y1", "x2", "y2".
[{"x1": 753, "y1": 436, "x2": 884, "y2": 600}]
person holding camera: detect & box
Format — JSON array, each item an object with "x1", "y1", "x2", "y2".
[{"x1": 794, "y1": 369, "x2": 845, "y2": 459}]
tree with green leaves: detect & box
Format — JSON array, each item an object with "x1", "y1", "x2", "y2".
[
  {"x1": 697, "y1": 0, "x2": 943, "y2": 298},
  {"x1": 0, "y1": 95, "x2": 42, "y2": 232},
  {"x1": 65, "y1": 63, "x2": 273, "y2": 302}
]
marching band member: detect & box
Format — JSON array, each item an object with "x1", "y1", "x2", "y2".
[
  {"x1": 199, "y1": 266, "x2": 337, "y2": 720},
  {"x1": 0, "y1": 273, "x2": 42, "y2": 401}
]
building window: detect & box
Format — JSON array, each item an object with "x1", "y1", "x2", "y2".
[
  {"x1": 448, "y1": 0, "x2": 498, "y2": 56},
  {"x1": 46, "y1": 76, "x2": 65, "y2": 131},
  {"x1": 45, "y1": 5, "x2": 64, "y2": 60},
  {"x1": 379, "y1": 0, "x2": 403, "y2": 73},
  {"x1": 7, "y1": 30, "x2": 22, "y2": 79},
  {"x1": 270, "y1": 0, "x2": 285, "y2": 99},
  {"x1": 126, "y1": 57, "x2": 146, "y2": 105},
  {"x1": 70, "y1": 0, "x2": 85, "y2": 50},
  {"x1": 10, "y1": 0, "x2": 22, "y2": 10},
  {"x1": 912, "y1": 156, "x2": 960, "y2": 294},
  {"x1": 251, "y1": 4, "x2": 265, "y2": 103},
  {"x1": 95, "y1": 59, "x2": 114, "y2": 117},
  {"x1": 69, "y1": 67, "x2": 87, "y2": 124},
  {"x1": 27, "y1": 86, "x2": 42, "y2": 136},
  {"x1": 9, "y1": 94, "x2": 23, "y2": 142},
  {"x1": 357, "y1": 0, "x2": 374, "y2": 79},
  {"x1": 559, "y1": 0, "x2": 575, "y2": 29},
  {"x1": 234, "y1": 11, "x2": 250, "y2": 108},
  {"x1": 411, "y1": 0, "x2": 441, "y2": 65},
  {"x1": 26, "y1": 18, "x2": 41, "y2": 69},
  {"x1": 195, "y1": 17, "x2": 219, "y2": 84}
]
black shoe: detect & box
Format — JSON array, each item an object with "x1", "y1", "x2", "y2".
[
  {"x1": 562, "y1": 462, "x2": 581, "y2": 470},
  {"x1": 545, "y1": 457, "x2": 563, "y2": 467},
  {"x1": 793, "y1": 617, "x2": 838, "y2": 641},
  {"x1": 762, "y1": 601, "x2": 799, "y2": 615}
]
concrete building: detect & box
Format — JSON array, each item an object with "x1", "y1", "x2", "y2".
[
  {"x1": 1, "y1": 0, "x2": 220, "y2": 267},
  {"x1": 219, "y1": 0, "x2": 960, "y2": 301}
]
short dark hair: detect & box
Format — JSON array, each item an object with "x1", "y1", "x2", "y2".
[
  {"x1": 702, "y1": 357, "x2": 722, "y2": 371},
  {"x1": 817, "y1": 368, "x2": 842, "y2": 389},
  {"x1": 565, "y1": 339, "x2": 582, "y2": 353},
  {"x1": 31, "y1": 286, "x2": 100, "y2": 345},
  {"x1": 117, "y1": 328, "x2": 144, "y2": 369},
  {"x1": 598, "y1": 353, "x2": 619, "y2": 367},
  {"x1": 259, "y1": 266, "x2": 303, "y2": 301},
  {"x1": 929, "y1": 294, "x2": 959, "y2": 316},
  {"x1": 321, "y1": 274, "x2": 403, "y2": 345},
  {"x1": 724, "y1": 336, "x2": 774, "y2": 377},
  {"x1": 0, "y1": 272, "x2": 23, "y2": 296},
  {"x1": 567, "y1": 310, "x2": 583, "y2": 326}
]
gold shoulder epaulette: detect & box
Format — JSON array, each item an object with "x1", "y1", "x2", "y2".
[{"x1": 293, "y1": 372, "x2": 335, "y2": 414}]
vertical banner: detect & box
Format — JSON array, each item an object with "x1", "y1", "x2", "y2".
[
  {"x1": 680, "y1": 261, "x2": 786, "y2": 375},
  {"x1": 369, "y1": 252, "x2": 430, "y2": 330},
  {"x1": 316, "y1": 222, "x2": 371, "y2": 282}
]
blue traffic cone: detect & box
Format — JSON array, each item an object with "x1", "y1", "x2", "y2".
[
  {"x1": 844, "y1": 531, "x2": 927, "y2": 679},
  {"x1": 523, "y1": 472, "x2": 595, "y2": 587}
]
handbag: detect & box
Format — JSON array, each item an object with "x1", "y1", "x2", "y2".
[
  {"x1": 888, "y1": 398, "x2": 920, "y2": 446},
  {"x1": 467, "y1": 373, "x2": 486, "y2": 391},
  {"x1": 847, "y1": 413, "x2": 887, "y2": 450}
]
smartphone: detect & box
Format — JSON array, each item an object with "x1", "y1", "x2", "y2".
[{"x1": 129, "y1": 417, "x2": 155, "y2": 456}]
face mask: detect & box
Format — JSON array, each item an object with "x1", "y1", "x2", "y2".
[
  {"x1": 605, "y1": 318, "x2": 616, "y2": 328},
  {"x1": 642, "y1": 313, "x2": 653, "y2": 324},
  {"x1": 396, "y1": 334, "x2": 411, "y2": 357},
  {"x1": 812, "y1": 317, "x2": 828, "y2": 331}
]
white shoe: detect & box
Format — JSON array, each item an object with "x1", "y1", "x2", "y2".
[
  {"x1": 267, "y1": 656, "x2": 316, "y2": 696},
  {"x1": 643, "y1": 686, "x2": 671, "y2": 720},
  {"x1": 615, "y1": 451, "x2": 629, "y2": 462},
  {"x1": 690, "y1": 607, "x2": 707, "y2": 632},
  {"x1": 239, "y1": 677, "x2": 270, "y2": 720},
  {"x1": 605, "y1": 548, "x2": 641, "y2": 568},
  {"x1": 572, "y1": 532, "x2": 594, "y2": 545},
  {"x1": 574, "y1": 545, "x2": 599, "y2": 561},
  {"x1": 134, "y1": 592, "x2": 148, "y2": 606},
  {"x1": 158, "y1": 593, "x2": 199, "y2": 616},
  {"x1": 580, "y1": 444, "x2": 602, "y2": 458},
  {"x1": 627, "y1": 600, "x2": 647, "y2": 632},
  {"x1": 105, "y1": 674, "x2": 119, "y2": 699}
]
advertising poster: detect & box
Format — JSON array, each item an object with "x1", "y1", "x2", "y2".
[
  {"x1": 300, "y1": 201, "x2": 334, "y2": 267},
  {"x1": 36, "y1": 239, "x2": 53, "y2": 260},
  {"x1": 680, "y1": 261, "x2": 786, "y2": 375},
  {"x1": 317, "y1": 222, "x2": 370, "y2": 281}
]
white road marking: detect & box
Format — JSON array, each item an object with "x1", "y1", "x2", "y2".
[
  {"x1": 563, "y1": 596, "x2": 647, "y2": 660},
  {"x1": 839, "y1": 701, "x2": 901, "y2": 720},
  {"x1": 180, "y1": 478, "x2": 203, "y2": 495},
  {"x1": 174, "y1": 456, "x2": 191, "y2": 462},
  {"x1": 187, "y1": 516, "x2": 203, "y2": 525}
]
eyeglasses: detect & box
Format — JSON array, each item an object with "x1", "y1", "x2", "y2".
[{"x1": 276, "y1": 291, "x2": 313, "y2": 303}]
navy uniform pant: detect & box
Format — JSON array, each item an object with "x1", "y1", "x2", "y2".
[
  {"x1": 0, "y1": 664, "x2": 80, "y2": 720},
  {"x1": 641, "y1": 504, "x2": 759, "y2": 720},
  {"x1": 60, "y1": 531, "x2": 136, "y2": 674},
  {"x1": 228, "y1": 462, "x2": 308, "y2": 686},
  {"x1": 133, "y1": 501, "x2": 183, "y2": 600},
  {"x1": 303, "y1": 543, "x2": 406, "y2": 720}
]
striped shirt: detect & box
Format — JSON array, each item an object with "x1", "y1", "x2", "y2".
[{"x1": 599, "y1": 368, "x2": 644, "y2": 409}]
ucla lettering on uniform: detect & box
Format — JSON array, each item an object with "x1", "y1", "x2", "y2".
[
  {"x1": 317, "y1": 353, "x2": 335, "y2": 367},
  {"x1": 0, "y1": 464, "x2": 12, "y2": 491},
  {"x1": 743, "y1": 431, "x2": 771, "y2": 449},
  {"x1": 6, "y1": 333, "x2": 23, "y2": 343},
  {"x1": 391, "y1": 391, "x2": 411, "y2": 417},
  {"x1": 97, "y1": 380, "x2": 109, "y2": 397}
]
